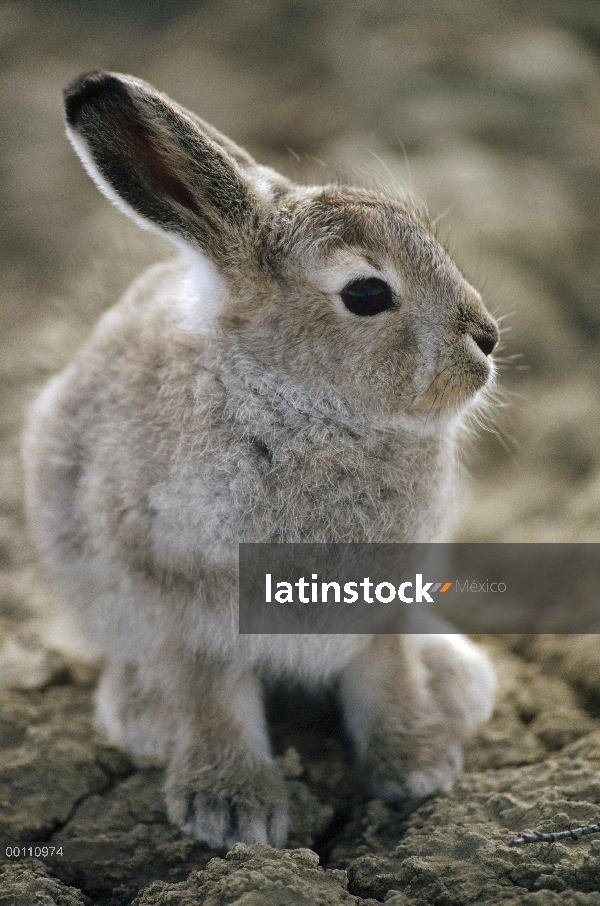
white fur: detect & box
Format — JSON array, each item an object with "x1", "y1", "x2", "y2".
[
  {"x1": 310, "y1": 249, "x2": 403, "y2": 299},
  {"x1": 173, "y1": 244, "x2": 226, "y2": 332}
]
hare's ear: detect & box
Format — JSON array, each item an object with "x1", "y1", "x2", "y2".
[{"x1": 64, "y1": 71, "x2": 280, "y2": 261}]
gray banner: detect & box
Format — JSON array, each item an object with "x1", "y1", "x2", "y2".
[{"x1": 238, "y1": 543, "x2": 600, "y2": 633}]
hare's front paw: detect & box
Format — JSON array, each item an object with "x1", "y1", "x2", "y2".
[{"x1": 165, "y1": 759, "x2": 289, "y2": 848}]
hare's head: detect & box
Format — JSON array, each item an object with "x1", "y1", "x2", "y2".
[{"x1": 65, "y1": 71, "x2": 498, "y2": 425}]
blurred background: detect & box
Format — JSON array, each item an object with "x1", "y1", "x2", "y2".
[{"x1": 2, "y1": 0, "x2": 600, "y2": 671}]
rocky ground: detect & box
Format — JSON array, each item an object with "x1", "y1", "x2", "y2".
[{"x1": 3, "y1": 1, "x2": 600, "y2": 903}]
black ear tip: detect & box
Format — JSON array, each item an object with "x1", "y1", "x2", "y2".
[{"x1": 64, "y1": 70, "x2": 123, "y2": 126}]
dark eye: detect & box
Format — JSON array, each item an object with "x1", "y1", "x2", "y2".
[{"x1": 340, "y1": 277, "x2": 395, "y2": 316}]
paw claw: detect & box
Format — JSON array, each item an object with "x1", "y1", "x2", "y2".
[{"x1": 166, "y1": 768, "x2": 289, "y2": 848}]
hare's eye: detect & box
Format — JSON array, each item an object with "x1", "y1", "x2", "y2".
[{"x1": 340, "y1": 277, "x2": 394, "y2": 316}]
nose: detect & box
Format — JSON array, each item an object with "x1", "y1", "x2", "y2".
[
  {"x1": 461, "y1": 291, "x2": 499, "y2": 357},
  {"x1": 470, "y1": 322, "x2": 499, "y2": 357}
]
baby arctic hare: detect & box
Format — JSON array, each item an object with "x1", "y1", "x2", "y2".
[{"x1": 24, "y1": 71, "x2": 498, "y2": 849}]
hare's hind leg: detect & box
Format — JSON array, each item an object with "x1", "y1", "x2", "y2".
[
  {"x1": 95, "y1": 661, "x2": 176, "y2": 766},
  {"x1": 339, "y1": 634, "x2": 494, "y2": 802},
  {"x1": 413, "y1": 634, "x2": 496, "y2": 741}
]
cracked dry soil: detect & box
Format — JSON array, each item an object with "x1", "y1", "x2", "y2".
[
  {"x1": 4, "y1": 0, "x2": 600, "y2": 903},
  {"x1": 3, "y1": 641, "x2": 600, "y2": 904}
]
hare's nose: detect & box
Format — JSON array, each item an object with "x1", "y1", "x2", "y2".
[{"x1": 469, "y1": 321, "x2": 499, "y2": 357}]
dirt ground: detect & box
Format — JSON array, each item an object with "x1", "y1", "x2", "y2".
[{"x1": 2, "y1": 1, "x2": 600, "y2": 903}]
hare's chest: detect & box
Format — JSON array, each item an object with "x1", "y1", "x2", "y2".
[{"x1": 149, "y1": 419, "x2": 446, "y2": 558}]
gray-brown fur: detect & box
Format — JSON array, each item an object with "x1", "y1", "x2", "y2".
[{"x1": 24, "y1": 72, "x2": 498, "y2": 848}]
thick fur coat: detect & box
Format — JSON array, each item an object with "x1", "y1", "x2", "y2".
[{"x1": 24, "y1": 71, "x2": 498, "y2": 848}]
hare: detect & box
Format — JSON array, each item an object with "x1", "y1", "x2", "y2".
[{"x1": 24, "y1": 71, "x2": 498, "y2": 849}]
